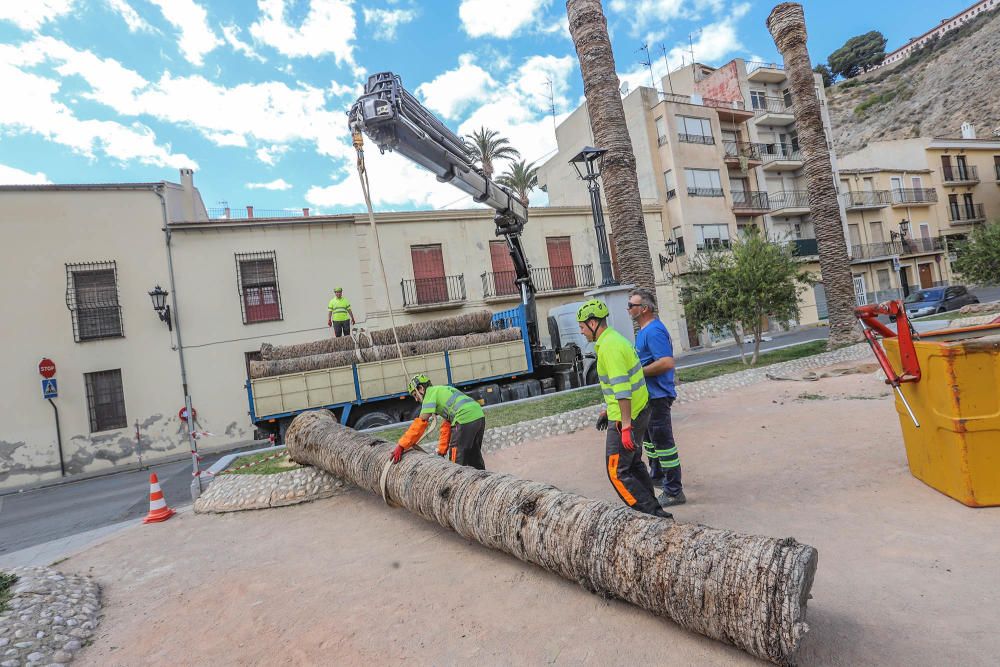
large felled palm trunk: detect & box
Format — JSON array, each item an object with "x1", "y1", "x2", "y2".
[
  {"x1": 566, "y1": 0, "x2": 655, "y2": 293},
  {"x1": 767, "y1": 3, "x2": 858, "y2": 347},
  {"x1": 286, "y1": 410, "x2": 818, "y2": 665}
]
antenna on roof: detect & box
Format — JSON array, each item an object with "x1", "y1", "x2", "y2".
[
  {"x1": 658, "y1": 43, "x2": 675, "y2": 94},
  {"x1": 544, "y1": 78, "x2": 557, "y2": 132},
  {"x1": 688, "y1": 28, "x2": 702, "y2": 66},
  {"x1": 638, "y1": 44, "x2": 656, "y2": 89}
]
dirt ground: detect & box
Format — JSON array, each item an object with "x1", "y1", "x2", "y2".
[{"x1": 67, "y1": 363, "x2": 1000, "y2": 666}]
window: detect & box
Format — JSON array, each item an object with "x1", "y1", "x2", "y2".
[
  {"x1": 677, "y1": 115, "x2": 713, "y2": 144},
  {"x1": 488, "y1": 240, "x2": 518, "y2": 296},
  {"x1": 546, "y1": 236, "x2": 577, "y2": 290},
  {"x1": 695, "y1": 224, "x2": 731, "y2": 251},
  {"x1": 750, "y1": 90, "x2": 767, "y2": 110},
  {"x1": 65, "y1": 261, "x2": 124, "y2": 342},
  {"x1": 685, "y1": 168, "x2": 723, "y2": 196},
  {"x1": 654, "y1": 116, "x2": 667, "y2": 144},
  {"x1": 410, "y1": 244, "x2": 449, "y2": 304},
  {"x1": 664, "y1": 169, "x2": 677, "y2": 199},
  {"x1": 84, "y1": 369, "x2": 126, "y2": 432},
  {"x1": 870, "y1": 221, "x2": 884, "y2": 244},
  {"x1": 673, "y1": 226, "x2": 685, "y2": 255},
  {"x1": 235, "y1": 251, "x2": 282, "y2": 324},
  {"x1": 782, "y1": 88, "x2": 792, "y2": 108},
  {"x1": 877, "y1": 269, "x2": 892, "y2": 294}
]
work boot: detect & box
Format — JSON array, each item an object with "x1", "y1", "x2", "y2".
[
  {"x1": 653, "y1": 507, "x2": 673, "y2": 519},
  {"x1": 659, "y1": 491, "x2": 686, "y2": 507}
]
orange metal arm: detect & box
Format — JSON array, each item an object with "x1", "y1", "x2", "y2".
[{"x1": 854, "y1": 301, "x2": 921, "y2": 384}]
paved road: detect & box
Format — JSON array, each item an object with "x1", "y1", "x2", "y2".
[
  {"x1": 676, "y1": 325, "x2": 829, "y2": 367},
  {"x1": 0, "y1": 445, "x2": 262, "y2": 558}
]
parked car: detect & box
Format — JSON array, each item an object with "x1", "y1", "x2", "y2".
[{"x1": 903, "y1": 286, "x2": 979, "y2": 318}]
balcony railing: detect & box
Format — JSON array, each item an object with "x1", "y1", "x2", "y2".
[
  {"x1": 746, "y1": 61, "x2": 784, "y2": 74},
  {"x1": 900, "y1": 237, "x2": 946, "y2": 254},
  {"x1": 401, "y1": 274, "x2": 466, "y2": 307},
  {"x1": 688, "y1": 187, "x2": 724, "y2": 197},
  {"x1": 531, "y1": 264, "x2": 595, "y2": 293},
  {"x1": 678, "y1": 133, "x2": 714, "y2": 145},
  {"x1": 703, "y1": 97, "x2": 749, "y2": 112},
  {"x1": 761, "y1": 143, "x2": 803, "y2": 163},
  {"x1": 891, "y1": 188, "x2": 938, "y2": 204},
  {"x1": 751, "y1": 96, "x2": 792, "y2": 115},
  {"x1": 723, "y1": 141, "x2": 765, "y2": 161},
  {"x1": 942, "y1": 165, "x2": 979, "y2": 184},
  {"x1": 769, "y1": 190, "x2": 810, "y2": 211},
  {"x1": 851, "y1": 237, "x2": 946, "y2": 260},
  {"x1": 480, "y1": 270, "x2": 521, "y2": 298},
  {"x1": 948, "y1": 203, "x2": 986, "y2": 223},
  {"x1": 732, "y1": 190, "x2": 769, "y2": 210},
  {"x1": 657, "y1": 134, "x2": 668, "y2": 145},
  {"x1": 790, "y1": 238, "x2": 818, "y2": 257},
  {"x1": 841, "y1": 190, "x2": 891, "y2": 209}
]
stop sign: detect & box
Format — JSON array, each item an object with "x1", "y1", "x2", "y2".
[{"x1": 38, "y1": 358, "x2": 56, "y2": 379}]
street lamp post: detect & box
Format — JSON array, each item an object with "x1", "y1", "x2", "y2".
[{"x1": 569, "y1": 146, "x2": 617, "y2": 287}]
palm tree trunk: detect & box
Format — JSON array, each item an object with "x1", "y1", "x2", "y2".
[
  {"x1": 566, "y1": 0, "x2": 655, "y2": 294},
  {"x1": 286, "y1": 410, "x2": 818, "y2": 665},
  {"x1": 767, "y1": 3, "x2": 859, "y2": 347}
]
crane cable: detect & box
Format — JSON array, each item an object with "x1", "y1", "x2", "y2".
[{"x1": 352, "y1": 125, "x2": 410, "y2": 382}]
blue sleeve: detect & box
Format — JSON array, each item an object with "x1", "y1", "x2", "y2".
[{"x1": 648, "y1": 324, "x2": 674, "y2": 360}]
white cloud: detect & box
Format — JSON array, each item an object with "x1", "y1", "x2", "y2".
[
  {"x1": 0, "y1": 163, "x2": 51, "y2": 185},
  {"x1": 362, "y1": 7, "x2": 417, "y2": 40},
  {"x1": 106, "y1": 0, "x2": 154, "y2": 33},
  {"x1": 222, "y1": 24, "x2": 266, "y2": 62},
  {"x1": 148, "y1": 0, "x2": 222, "y2": 66},
  {"x1": 459, "y1": 0, "x2": 551, "y2": 39},
  {"x1": 307, "y1": 151, "x2": 461, "y2": 210},
  {"x1": 250, "y1": 0, "x2": 356, "y2": 67},
  {"x1": 247, "y1": 178, "x2": 293, "y2": 190},
  {"x1": 609, "y1": 0, "x2": 726, "y2": 38},
  {"x1": 256, "y1": 145, "x2": 289, "y2": 165},
  {"x1": 0, "y1": 0, "x2": 75, "y2": 31},
  {"x1": 328, "y1": 80, "x2": 361, "y2": 98},
  {"x1": 416, "y1": 54, "x2": 496, "y2": 120}
]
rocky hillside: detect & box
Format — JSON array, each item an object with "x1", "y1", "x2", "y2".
[{"x1": 826, "y1": 6, "x2": 1000, "y2": 156}]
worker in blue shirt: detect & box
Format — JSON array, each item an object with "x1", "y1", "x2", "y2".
[{"x1": 628, "y1": 288, "x2": 685, "y2": 507}]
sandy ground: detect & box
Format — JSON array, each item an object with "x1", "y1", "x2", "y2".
[{"x1": 65, "y1": 363, "x2": 1000, "y2": 666}]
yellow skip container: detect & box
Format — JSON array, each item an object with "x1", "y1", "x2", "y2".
[{"x1": 884, "y1": 325, "x2": 1000, "y2": 507}]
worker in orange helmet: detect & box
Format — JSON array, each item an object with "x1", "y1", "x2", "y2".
[{"x1": 391, "y1": 374, "x2": 487, "y2": 469}]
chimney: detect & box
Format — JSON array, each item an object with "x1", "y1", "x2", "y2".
[
  {"x1": 224, "y1": 206, "x2": 231, "y2": 219},
  {"x1": 246, "y1": 205, "x2": 254, "y2": 218},
  {"x1": 179, "y1": 168, "x2": 196, "y2": 220},
  {"x1": 961, "y1": 122, "x2": 976, "y2": 139},
  {"x1": 302, "y1": 207, "x2": 310, "y2": 217}
]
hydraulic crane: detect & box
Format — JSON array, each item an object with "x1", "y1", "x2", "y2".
[{"x1": 349, "y1": 72, "x2": 550, "y2": 364}]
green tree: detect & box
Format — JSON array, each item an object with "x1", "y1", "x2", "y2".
[
  {"x1": 463, "y1": 127, "x2": 521, "y2": 180},
  {"x1": 680, "y1": 230, "x2": 813, "y2": 365},
  {"x1": 496, "y1": 159, "x2": 539, "y2": 206},
  {"x1": 813, "y1": 62, "x2": 834, "y2": 88},
  {"x1": 827, "y1": 30, "x2": 887, "y2": 79},
  {"x1": 953, "y1": 221, "x2": 1000, "y2": 285}
]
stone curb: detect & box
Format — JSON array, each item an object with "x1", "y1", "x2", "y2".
[
  {"x1": 192, "y1": 343, "x2": 871, "y2": 512},
  {"x1": 0, "y1": 567, "x2": 101, "y2": 666}
]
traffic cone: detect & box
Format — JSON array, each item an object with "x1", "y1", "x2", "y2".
[{"x1": 143, "y1": 472, "x2": 175, "y2": 524}]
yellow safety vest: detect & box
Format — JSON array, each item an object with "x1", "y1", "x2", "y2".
[
  {"x1": 595, "y1": 327, "x2": 648, "y2": 421},
  {"x1": 328, "y1": 296, "x2": 351, "y2": 321}
]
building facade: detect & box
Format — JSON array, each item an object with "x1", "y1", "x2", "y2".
[{"x1": 877, "y1": 0, "x2": 999, "y2": 70}]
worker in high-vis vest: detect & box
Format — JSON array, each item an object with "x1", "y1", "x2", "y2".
[
  {"x1": 391, "y1": 374, "x2": 487, "y2": 470},
  {"x1": 578, "y1": 299, "x2": 671, "y2": 519},
  {"x1": 327, "y1": 287, "x2": 355, "y2": 337}
]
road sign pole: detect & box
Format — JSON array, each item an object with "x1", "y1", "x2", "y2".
[{"x1": 48, "y1": 398, "x2": 65, "y2": 477}]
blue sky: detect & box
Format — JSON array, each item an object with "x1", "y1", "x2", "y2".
[{"x1": 0, "y1": 0, "x2": 978, "y2": 215}]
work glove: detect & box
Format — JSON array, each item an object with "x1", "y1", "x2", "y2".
[
  {"x1": 437, "y1": 421, "x2": 452, "y2": 457},
  {"x1": 618, "y1": 423, "x2": 635, "y2": 451},
  {"x1": 391, "y1": 445, "x2": 405, "y2": 464},
  {"x1": 595, "y1": 412, "x2": 609, "y2": 431}
]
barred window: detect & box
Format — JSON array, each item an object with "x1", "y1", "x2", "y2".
[
  {"x1": 66, "y1": 261, "x2": 124, "y2": 342},
  {"x1": 84, "y1": 369, "x2": 127, "y2": 432},
  {"x1": 235, "y1": 251, "x2": 282, "y2": 324}
]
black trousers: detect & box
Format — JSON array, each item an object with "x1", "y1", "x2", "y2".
[
  {"x1": 449, "y1": 417, "x2": 486, "y2": 470},
  {"x1": 605, "y1": 407, "x2": 667, "y2": 517},
  {"x1": 645, "y1": 397, "x2": 683, "y2": 496},
  {"x1": 332, "y1": 320, "x2": 351, "y2": 337}
]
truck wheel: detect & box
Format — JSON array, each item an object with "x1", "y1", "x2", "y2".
[
  {"x1": 585, "y1": 365, "x2": 599, "y2": 386},
  {"x1": 354, "y1": 411, "x2": 396, "y2": 430}
]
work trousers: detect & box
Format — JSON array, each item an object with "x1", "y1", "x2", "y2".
[
  {"x1": 332, "y1": 320, "x2": 351, "y2": 337},
  {"x1": 448, "y1": 417, "x2": 486, "y2": 470},
  {"x1": 605, "y1": 407, "x2": 668, "y2": 517},
  {"x1": 644, "y1": 397, "x2": 683, "y2": 496}
]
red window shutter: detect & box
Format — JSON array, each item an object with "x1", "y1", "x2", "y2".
[
  {"x1": 546, "y1": 237, "x2": 576, "y2": 289},
  {"x1": 240, "y1": 258, "x2": 281, "y2": 323},
  {"x1": 489, "y1": 240, "x2": 517, "y2": 295},
  {"x1": 411, "y1": 245, "x2": 447, "y2": 304}
]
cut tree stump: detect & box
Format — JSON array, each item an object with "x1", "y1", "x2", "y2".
[{"x1": 285, "y1": 410, "x2": 818, "y2": 665}]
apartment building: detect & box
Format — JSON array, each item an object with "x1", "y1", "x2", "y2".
[
  {"x1": 1, "y1": 172, "x2": 656, "y2": 490},
  {"x1": 878, "y1": 0, "x2": 999, "y2": 69}
]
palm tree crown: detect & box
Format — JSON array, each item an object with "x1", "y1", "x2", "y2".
[
  {"x1": 464, "y1": 127, "x2": 521, "y2": 179},
  {"x1": 497, "y1": 160, "x2": 539, "y2": 206}
]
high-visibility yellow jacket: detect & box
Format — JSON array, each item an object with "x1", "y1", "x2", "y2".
[
  {"x1": 327, "y1": 296, "x2": 352, "y2": 321},
  {"x1": 595, "y1": 327, "x2": 648, "y2": 421},
  {"x1": 397, "y1": 385, "x2": 484, "y2": 452}
]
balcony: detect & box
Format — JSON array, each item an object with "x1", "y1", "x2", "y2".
[
  {"x1": 751, "y1": 96, "x2": 795, "y2": 126},
  {"x1": 723, "y1": 141, "x2": 765, "y2": 166},
  {"x1": 688, "y1": 187, "x2": 724, "y2": 197},
  {"x1": 890, "y1": 188, "x2": 938, "y2": 206},
  {"x1": 900, "y1": 237, "x2": 946, "y2": 254},
  {"x1": 850, "y1": 237, "x2": 945, "y2": 262},
  {"x1": 841, "y1": 190, "x2": 891, "y2": 210},
  {"x1": 769, "y1": 190, "x2": 810, "y2": 215},
  {"x1": 401, "y1": 274, "x2": 466, "y2": 309},
  {"x1": 480, "y1": 265, "x2": 595, "y2": 299},
  {"x1": 948, "y1": 203, "x2": 987, "y2": 224},
  {"x1": 790, "y1": 238, "x2": 819, "y2": 258},
  {"x1": 678, "y1": 133, "x2": 715, "y2": 145},
  {"x1": 761, "y1": 143, "x2": 804, "y2": 171},
  {"x1": 942, "y1": 165, "x2": 979, "y2": 186},
  {"x1": 703, "y1": 97, "x2": 754, "y2": 123},
  {"x1": 731, "y1": 190, "x2": 770, "y2": 214},
  {"x1": 746, "y1": 61, "x2": 786, "y2": 84}
]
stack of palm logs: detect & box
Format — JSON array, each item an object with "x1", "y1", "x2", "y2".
[{"x1": 250, "y1": 310, "x2": 519, "y2": 379}]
